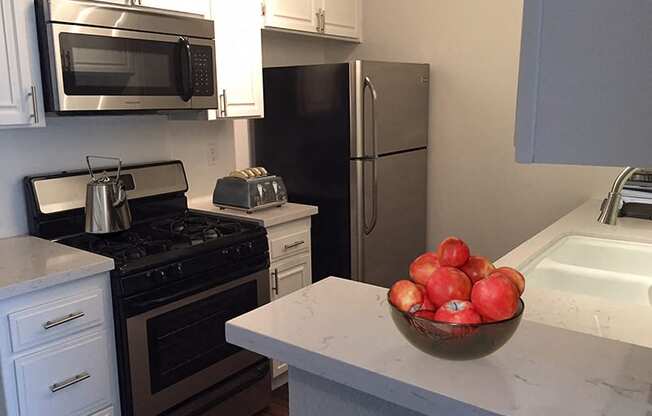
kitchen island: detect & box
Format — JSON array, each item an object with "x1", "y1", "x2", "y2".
[{"x1": 226, "y1": 277, "x2": 652, "y2": 416}]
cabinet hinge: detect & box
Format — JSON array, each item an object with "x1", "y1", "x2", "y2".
[{"x1": 261, "y1": 1, "x2": 266, "y2": 16}]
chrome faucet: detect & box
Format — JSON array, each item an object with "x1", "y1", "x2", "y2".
[{"x1": 597, "y1": 167, "x2": 640, "y2": 225}]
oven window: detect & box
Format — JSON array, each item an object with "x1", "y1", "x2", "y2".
[
  {"x1": 59, "y1": 33, "x2": 182, "y2": 96},
  {"x1": 146, "y1": 281, "x2": 258, "y2": 394}
]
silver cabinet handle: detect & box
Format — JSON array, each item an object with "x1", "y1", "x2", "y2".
[
  {"x1": 28, "y1": 86, "x2": 39, "y2": 124},
  {"x1": 272, "y1": 268, "x2": 279, "y2": 295},
  {"x1": 362, "y1": 76, "x2": 379, "y2": 235},
  {"x1": 220, "y1": 89, "x2": 228, "y2": 117},
  {"x1": 43, "y1": 311, "x2": 85, "y2": 330},
  {"x1": 50, "y1": 372, "x2": 90, "y2": 393},
  {"x1": 284, "y1": 241, "x2": 305, "y2": 250},
  {"x1": 316, "y1": 8, "x2": 322, "y2": 32}
]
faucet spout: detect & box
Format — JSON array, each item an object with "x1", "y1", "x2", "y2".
[{"x1": 597, "y1": 167, "x2": 640, "y2": 225}]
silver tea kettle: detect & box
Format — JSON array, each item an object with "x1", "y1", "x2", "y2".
[{"x1": 85, "y1": 156, "x2": 132, "y2": 234}]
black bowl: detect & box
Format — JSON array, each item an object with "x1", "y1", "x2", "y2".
[{"x1": 389, "y1": 296, "x2": 524, "y2": 361}]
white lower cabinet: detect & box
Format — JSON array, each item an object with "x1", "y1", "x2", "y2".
[
  {"x1": 14, "y1": 333, "x2": 112, "y2": 416},
  {"x1": 266, "y1": 218, "x2": 314, "y2": 380},
  {"x1": 0, "y1": 273, "x2": 120, "y2": 416},
  {"x1": 270, "y1": 254, "x2": 312, "y2": 379}
]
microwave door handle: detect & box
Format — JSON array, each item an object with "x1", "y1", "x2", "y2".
[{"x1": 178, "y1": 37, "x2": 194, "y2": 102}]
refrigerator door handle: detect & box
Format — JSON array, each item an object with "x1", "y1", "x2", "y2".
[
  {"x1": 363, "y1": 76, "x2": 379, "y2": 235},
  {"x1": 362, "y1": 158, "x2": 379, "y2": 235}
]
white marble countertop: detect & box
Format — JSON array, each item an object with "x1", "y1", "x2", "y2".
[
  {"x1": 226, "y1": 277, "x2": 652, "y2": 416},
  {"x1": 0, "y1": 236, "x2": 114, "y2": 301},
  {"x1": 497, "y1": 199, "x2": 652, "y2": 348},
  {"x1": 189, "y1": 196, "x2": 318, "y2": 228}
]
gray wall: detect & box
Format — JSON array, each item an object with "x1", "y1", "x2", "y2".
[{"x1": 325, "y1": 0, "x2": 620, "y2": 260}]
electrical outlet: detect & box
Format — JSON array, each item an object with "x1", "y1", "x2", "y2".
[{"x1": 207, "y1": 142, "x2": 218, "y2": 166}]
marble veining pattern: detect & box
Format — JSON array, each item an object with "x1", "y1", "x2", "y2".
[
  {"x1": 497, "y1": 199, "x2": 652, "y2": 348},
  {"x1": 226, "y1": 277, "x2": 652, "y2": 416},
  {"x1": 0, "y1": 236, "x2": 114, "y2": 300}
]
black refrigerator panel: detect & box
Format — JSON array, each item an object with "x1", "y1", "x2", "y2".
[{"x1": 253, "y1": 64, "x2": 352, "y2": 282}]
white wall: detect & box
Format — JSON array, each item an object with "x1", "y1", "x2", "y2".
[
  {"x1": 325, "y1": 0, "x2": 621, "y2": 260},
  {"x1": 0, "y1": 116, "x2": 235, "y2": 238},
  {"x1": 262, "y1": 30, "x2": 327, "y2": 67}
]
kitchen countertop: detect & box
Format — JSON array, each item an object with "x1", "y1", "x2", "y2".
[
  {"x1": 189, "y1": 196, "x2": 318, "y2": 227},
  {"x1": 226, "y1": 277, "x2": 652, "y2": 416},
  {"x1": 497, "y1": 198, "x2": 652, "y2": 347},
  {"x1": 0, "y1": 236, "x2": 114, "y2": 301}
]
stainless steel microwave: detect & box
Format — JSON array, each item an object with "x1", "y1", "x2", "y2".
[{"x1": 35, "y1": 0, "x2": 218, "y2": 113}]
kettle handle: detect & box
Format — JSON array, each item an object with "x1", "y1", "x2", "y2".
[
  {"x1": 113, "y1": 182, "x2": 127, "y2": 208},
  {"x1": 86, "y1": 155, "x2": 122, "y2": 181}
]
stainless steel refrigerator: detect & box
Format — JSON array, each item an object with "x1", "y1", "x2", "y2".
[{"x1": 253, "y1": 60, "x2": 429, "y2": 288}]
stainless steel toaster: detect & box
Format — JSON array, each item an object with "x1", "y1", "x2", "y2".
[{"x1": 213, "y1": 167, "x2": 288, "y2": 212}]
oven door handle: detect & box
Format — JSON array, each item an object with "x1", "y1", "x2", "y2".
[
  {"x1": 178, "y1": 37, "x2": 194, "y2": 102},
  {"x1": 130, "y1": 288, "x2": 202, "y2": 309},
  {"x1": 129, "y1": 291, "x2": 190, "y2": 311}
]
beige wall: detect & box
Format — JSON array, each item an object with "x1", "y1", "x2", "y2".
[{"x1": 325, "y1": 0, "x2": 620, "y2": 260}]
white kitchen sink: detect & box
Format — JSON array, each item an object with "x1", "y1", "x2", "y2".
[{"x1": 521, "y1": 235, "x2": 652, "y2": 306}]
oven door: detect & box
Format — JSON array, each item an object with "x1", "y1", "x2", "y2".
[
  {"x1": 45, "y1": 23, "x2": 217, "y2": 112},
  {"x1": 124, "y1": 269, "x2": 269, "y2": 416}
]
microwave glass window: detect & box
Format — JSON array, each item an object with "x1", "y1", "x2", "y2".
[{"x1": 59, "y1": 33, "x2": 183, "y2": 96}]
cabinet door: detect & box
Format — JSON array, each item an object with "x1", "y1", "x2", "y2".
[
  {"x1": 0, "y1": 0, "x2": 45, "y2": 128},
  {"x1": 138, "y1": 0, "x2": 211, "y2": 16},
  {"x1": 321, "y1": 0, "x2": 360, "y2": 39},
  {"x1": 515, "y1": 0, "x2": 652, "y2": 167},
  {"x1": 264, "y1": 0, "x2": 320, "y2": 33},
  {"x1": 270, "y1": 254, "x2": 312, "y2": 378},
  {"x1": 270, "y1": 254, "x2": 312, "y2": 301},
  {"x1": 208, "y1": 0, "x2": 264, "y2": 119}
]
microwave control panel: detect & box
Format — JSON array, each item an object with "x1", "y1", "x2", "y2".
[{"x1": 191, "y1": 46, "x2": 215, "y2": 97}]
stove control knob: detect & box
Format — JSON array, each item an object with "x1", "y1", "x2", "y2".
[
  {"x1": 153, "y1": 270, "x2": 167, "y2": 281},
  {"x1": 172, "y1": 263, "x2": 183, "y2": 277}
]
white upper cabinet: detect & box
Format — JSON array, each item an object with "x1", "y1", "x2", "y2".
[
  {"x1": 263, "y1": 0, "x2": 320, "y2": 33},
  {"x1": 515, "y1": 0, "x2": 652, "y2": 167},
  {"x1": 321, "y1": 0, "x2": 360, "y2": 39},
  {"x1": 0, "y1": 0, "x2": 45, "y2": 129},
  {"x1": 136, "y1": 0, "x2": 211, "y2": 16},
  {"x1": 263, "y1": 0, "x2": 361, "y2": 41},
  {"x1": 208, "y1": 0, "x2": 264, "y2": 119}
]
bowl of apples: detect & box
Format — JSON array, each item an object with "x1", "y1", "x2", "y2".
[{"x1": 388, "y1": 237, "x2": 525, "y2": 361}]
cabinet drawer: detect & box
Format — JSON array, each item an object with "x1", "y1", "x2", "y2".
[
  {"x1": 14, "y1": 332, "x2": 112, "y2": 416},
  {"x1": 90, "y1": 406, "x2": 114, "y2": 416},
  {"x1": 270, "y1": 229, "x2": 310, "y2": 261},
  {"x1": 8, "y1": 289, "x2": 105, "y2": 353}
]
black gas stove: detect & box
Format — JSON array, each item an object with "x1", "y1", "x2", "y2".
[
  {"x1": 59, "y1": 210, "x2": 263, "y2": 270},
  {"x1": 24, "y1": 161, "x2": 272, "y2": 416}
]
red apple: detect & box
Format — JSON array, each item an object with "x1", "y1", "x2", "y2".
[
  {"x1": 434, "y1": 300, "x2": 482, "y2": 324},
  {"x1": 426, "y1": 267, "x2": 472, "y2": 308},
  {"x1": 409, "y1": 252, "x2": 440, "y2": 286},
  {"x1": 437, "y1": 237, "x2": 470, "y2": 267},
  {"x1": 413, "y1": 309, "x2": 438, "y2": 321},
  {"x1": 389, "y1": 280, "x2": 424, "y2": 313},
  {"x1": 495, "y1": 267, "x2": 526, "y2": 294},
  {"x1": 471, "y1": 274, "x2": 520, "y2": 321},
  {"x1": 460, "y1": 256, "x2": 495, "y2": 284},
  {"x1": 415, "y1": 284, "x2": 436, "y2": 311}
]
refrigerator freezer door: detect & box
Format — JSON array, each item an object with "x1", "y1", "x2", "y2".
[
  {"x1": 352, "y1": 61, "x2": 430, "y2": 158},
  {"x1": 351, "y1": 149, "x2": 428, "y2": 288}
]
